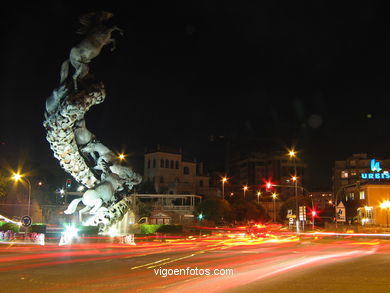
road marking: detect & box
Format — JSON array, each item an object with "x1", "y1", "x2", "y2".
[{"x1": 130, "y1": 258, "x2": 171, "y2": 270}]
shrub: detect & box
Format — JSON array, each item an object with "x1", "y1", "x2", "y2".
[
  {"x1": 156, "y1": 225, "x2": 183, "y2": 234},
  {"x1": 0, "y1": 222, "x2": 20, "y2": 233},
  {"x1": 140, "y1": 224, "x2": 162, "y2": 234}
]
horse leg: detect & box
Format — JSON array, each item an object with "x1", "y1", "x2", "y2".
[
  {"x1": 73, "y1": 63, "x2": 89, "y2": 91},
  {"x1": 112, "y1": 26, "x2": 124, "y2": 36},
  {"x1": 90, "y1": 198, "x2": 103, "y2": 214},
  {"x1": 79, "y1": 205, "x2": 91, "y2": 222}
]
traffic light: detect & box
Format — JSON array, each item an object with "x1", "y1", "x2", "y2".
[
  {"x1": 265, "y1": 181, "x2": 273, "y2": 192},
  {"x1": 66, "y1": 179, "x2": 72, "y2": 189}
]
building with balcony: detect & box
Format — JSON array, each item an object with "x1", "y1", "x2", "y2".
[{"x1": 143, "y1": 146, "x2": 217, "y2": 197}]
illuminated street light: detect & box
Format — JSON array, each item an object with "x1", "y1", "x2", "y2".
[
  {"x1": 12, "y1": 173, "x2": 31, "y2": 217},
  {"x1": 243, "y1": 185, "x2": 248, "y2": 199},
  {"x1": 118, "y1": 153, "x2": 126, "y2": 161},
  {"x1": 288, "y1": 150, "x2": 296, "y2": 158},
  {"x1": 272, "y1": 193, "x2": 277, "y2": 222},
  {"x1": 221, "y1": 177, "x2": 228, "y2": 200},
  {"x1": 288, "y1": 148, "x2": 299, "y2": 233},
  {"x1": 257, "y1": 191, "x2": 261, "y2": 204},
  {"x1": 380, "y1": 200, "x2": 390, "y2": 228}
]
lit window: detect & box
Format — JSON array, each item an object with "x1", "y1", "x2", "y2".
[
  {"x1": 341, "y1": 171, "x2": 349, "y2": 178},
  {"x1": 359, "y1": 191, "x2": 365, "y2": 200},
  {"x1": 349, "y1": 192, "x2": 354, "y2": 200}
]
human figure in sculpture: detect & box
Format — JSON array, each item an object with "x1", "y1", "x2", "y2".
[{"x1": 60, "y1": 11, "x2": 123, "y2": 91}]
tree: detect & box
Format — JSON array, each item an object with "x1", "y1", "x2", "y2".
[
  {"x1": 231, "y1": 200, "x2": 268, "y2": 223},
  {"x1": 0, "y1": 171, "x2": 8, "y2": 198},
  {"x1": 195, "y1": 197, "x2": 231, "y2": 225},
  {"x1": 136, "y1": 179, "x2": 157, "y2": 194},
  {"x1": 137, "y1": 200, "x2": 154, "y2": 218}
]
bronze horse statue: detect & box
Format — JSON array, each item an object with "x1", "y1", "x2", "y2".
[{"x1": 60, "y1": 11, "x2": 123, "y2": 90}]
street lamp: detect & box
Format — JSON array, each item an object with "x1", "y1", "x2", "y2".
[
  {"x1": 12, "y1": 173, "x2": 31, "y2": 217},
  {"x1": 243, "y1": 185, "x2": 248, "y2": 199},
  {"x1": 288, "y1": 148, "x2": 299, "y2": 233},
  {"x1": 221, "y1": 177, "x2": 228, "y2": 200},
  {"x1": 380, "y1": 200, "x2": 390, "y2": 228},
  {"x1": 272, "y1": 193, "x2": 277, "y2": 222},
  {"x1": 257, "y1": 191, "x2": 261, "y2": 204},
  {"x1": 118, "y1": 153, "x2": 126, "y2": 161}
]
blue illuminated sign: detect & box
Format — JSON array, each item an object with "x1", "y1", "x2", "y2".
[
  {"x1": 361, "y1": 159, "x2": 389, "y2": 179},
  {"x1": 370, "y1": 159, "x2": 382, "y2": 172}
]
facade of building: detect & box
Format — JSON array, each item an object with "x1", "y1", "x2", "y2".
[
  {"x1": 135, "y1": 194, "x2": 201, "y2": 224},
  {"x1": 333, "y1": 153, "x2": 390, "y2": 196},
  {"x1": 143, "y1": 146, "x2": 217, "y2": 197},
  {"x1": 226, "y1": 150, "x2": 306, "y2": 200},
  {"x1": 334, "y1": 154, "x2": 390, "y2": 226},
  {"x1": 309, "y1": 191, "x2": 333, "y2": 210},
  {"x1": 343, "y1": 184, "x2": 390, "y2": 226}
]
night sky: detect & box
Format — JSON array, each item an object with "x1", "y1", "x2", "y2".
[{"x1": 1, "y1": 1, "x2": 390, "y2": 190}]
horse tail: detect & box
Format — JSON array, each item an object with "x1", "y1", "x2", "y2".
[
  {"x1": 64, "y1": 197, "x2": 83, "y2": 214},
  {"x1": 60, "y1": 59, "x2": 70, "y2": 84}
]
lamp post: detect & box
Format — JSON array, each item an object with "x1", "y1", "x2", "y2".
[
  {"x1": 288, "y1": 149, "x2": 299, "y2": 233},
  {"x1": 380, "y1": 200, "x2": 390, "y2": 228},
  {"x1": 243, "y1": 185, "x2": 248, "y2": 200},
  {"x1": 13, "y1": 173, "x2": 31, "y2": 217},
  {"x1": 272, "y1": 193, "x2": 277, "y2": 222},
  {"x1": 221, "y1": 177, "x2": 228, "y2": 200}
]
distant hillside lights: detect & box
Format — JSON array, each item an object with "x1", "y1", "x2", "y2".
[{"x1": 361, "y1": 159, "x2": 390, "y2": 179}]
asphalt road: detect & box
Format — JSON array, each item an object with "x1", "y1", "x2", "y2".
[{"x1": 1, "y1": 235, "x2": 390, "y2": 293}]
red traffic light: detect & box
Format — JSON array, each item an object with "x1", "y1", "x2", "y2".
[{"x1": 265, "y1": 181, "x2": 274, "y2": 191}]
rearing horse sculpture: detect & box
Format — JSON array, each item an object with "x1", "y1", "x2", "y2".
[{"x1": 60, "y1": 11, "x2": 123, "y2": 90}]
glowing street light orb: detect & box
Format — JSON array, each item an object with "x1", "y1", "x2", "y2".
[
  {"x1": 288, "y1": 149, "x2": 296, "y2": 158},
  {"x1": 12, "y1": 173, "x2": 22, "y2": 181},
  {"x1": 222, "y1": 177, "x2": 228, "y2": 183},
  {"x1": 243, "y1": 185, "x2": 248, "y2": 191},
  {"x1": 118, "y1": 153, "x2": 126, "y2": 161},
  {"x1": 380, "y1": 200, "x2": 390, "y2": 209},
  {"x1": 272, "y1": 193, "x2": 277, "y2": 199},
  {"x1": 292, "y1": 176, "x2": 297, "y2": 182}
]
